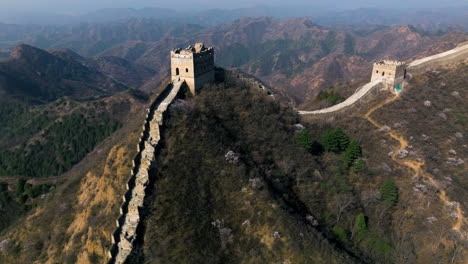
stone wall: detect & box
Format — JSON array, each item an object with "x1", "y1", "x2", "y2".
[
  {"x1": 299, "y1": 80, "x2": 384, "y2": 115},
  {"x1": 107, "y1": 80, "x2": 185, "y2": 264},
  {"x1": 300, "y1": 43, "x2": 468, "y2": 116},
  {"x1": 371, "y1": 62, "x2": 406, "y2": 92},
  {"x1": 171, "y1": 45, "x2": 215, "y2": 95},
  {"x1": 228, "y1": 69, "x2": 275, "y2": 97},
  {"x1": 407, "y1": 43, "x2": 468, "y2": 71}
]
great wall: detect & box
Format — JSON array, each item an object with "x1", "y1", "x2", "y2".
[
  {"x1": 107, "y1": 42, "x2": 468, "y2": 263},
  {"x1": 106, "y1": 42, "x2": 279, "y2": 263},
  {"x1": 108, "y1": 80, "x2": 184, "y2": 264},
  {"x1": 299, "y1": 43, "x2": 468, "y2": 115}
]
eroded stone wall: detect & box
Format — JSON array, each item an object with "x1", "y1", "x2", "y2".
[{"x1": 107, "y1": 80, "x2": 185, "y2": 264}]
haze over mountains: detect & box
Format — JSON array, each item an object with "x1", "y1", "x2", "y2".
[
  {"x1": 1, "y1": 16, "x2": 466, "y2": 109},
  {"x1": 0, "y1": 5, "x2": 467, "y2": 29},
  {"x1": 0, "y1": 2, "x2": 467, "y2": 264}
]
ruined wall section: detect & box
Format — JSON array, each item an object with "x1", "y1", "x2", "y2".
[
  {"x1": 107, "y1": 80, "x2": 185, "y2": 264},
  {"x1": 228, "y1": 69, "x2": 275, "y2": 97}
]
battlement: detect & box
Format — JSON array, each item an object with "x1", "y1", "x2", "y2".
[
  {"x1": 171, "y1": 43, "x2": 214, "y2": 58},
  {"x1": 374, "y1": 60, "x2": 405, "y2": 66},
  {"x1": 170, "y1": 43, "x2": 215, "y2": 95}
]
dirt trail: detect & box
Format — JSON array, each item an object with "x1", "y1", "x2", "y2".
[{"x1": 364, "y1": 95, "x2": 465, "y2": 232}]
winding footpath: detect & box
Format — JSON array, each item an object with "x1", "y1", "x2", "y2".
[{"x1": 364, "y1": 95, "x2": 465, "y2": 232}]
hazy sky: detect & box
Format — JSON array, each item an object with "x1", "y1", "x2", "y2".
[{"x1": 1, "y1": 0, "x2": 467, "y2": 13}]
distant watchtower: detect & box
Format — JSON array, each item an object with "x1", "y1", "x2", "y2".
[
  {"x1": 371, "y1": 60, "x2": 407, "y2": 93},
  {"x1": 170, "y1": 43, "x2": 215, "y2": 95}
]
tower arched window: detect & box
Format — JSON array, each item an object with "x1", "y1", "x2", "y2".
[
  {"x1": 382, "y1": 71, "x2": 385, "y2": 76},
  {"x1": 186, "y1": 68, "x2": 189, "y2": 73},
  {"x1": 376, "y1": 70, "x2": 379, "y2": 73},
  {"x1": 176, "y1": 68, "x2": 179, "y2": 75}
]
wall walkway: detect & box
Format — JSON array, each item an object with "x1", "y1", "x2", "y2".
[
  {"x1": 298, "y1": 80, "x2": 383, "y2": 115},
  {"x1": 107, "y1": 80, "x2": 184, "y2": 264},
  {"x1": 300, "y1": 43, "x2": 468, "y2": 116}
]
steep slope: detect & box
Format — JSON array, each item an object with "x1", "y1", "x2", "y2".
[
  {"x1": 0, "y1": 19, "x2": 204, "y2": 56},
  {"x1": 301, "y1": 59, "x2": 467, "y2": 263},
  {"x1": 51, "y1": 49, "x2": 156, "y2": 89},
  {"x1": 0, "y1": 44, "x2": 128, "y2": 103},
  {"x1": 131, "y1": 75, "x2": 358, "y2": 264},
  {"x1": 0, "y1": 90, "x2": 152, "y2": 263}
]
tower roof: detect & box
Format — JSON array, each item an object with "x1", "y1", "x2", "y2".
[
  {"x1": 374, "y1": 60, "x2": 404, "y2": 66},
  {"x1": 172, "y1": 43, "x2": 212, "y2": 55}
]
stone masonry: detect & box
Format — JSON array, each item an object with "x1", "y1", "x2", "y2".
[
  {"x1": 299, "y1": 44, "x2": 468, "y2": 115},
  {"x1": 371, "y1": 60, "x2": 406, "y2": 93},
  {"x1": 171, "y1": 43, "x2": 215, "y2": 95},
  {"x1": 107, "y1": 80, "x2": 185, "y2": 264}
]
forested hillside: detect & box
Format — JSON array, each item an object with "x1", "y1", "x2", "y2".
[
  {"x1": 124, "y1": 73, "x2": 399, "y2": 263},
  {"x1": 0, "y1": 89, "x2": 151, "y2": 263}
]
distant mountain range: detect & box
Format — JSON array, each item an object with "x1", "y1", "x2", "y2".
[
  {"x1": 0, "y1": 44, "x2": 156, "y2": 103},
  {"x1": 2, "y1": 17, "x2": 465, "y2": 108},
  {"x1": 0, "y1": 6, "x2": 467, "y2": 30},
  {"x1": 69, "y1": 17, "x2": 467, "y2": 108}
]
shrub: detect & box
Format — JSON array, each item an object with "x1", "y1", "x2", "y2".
[
  {"x1": 380, "y1": 180, "x2": 399, "y2": 206},
  {"x1": 295, "y1": 129, "x2": 314, "y2": 151},
  {"x1": 353, "y1": 212, "x2": 367, "y2": 241},
  {"x1": 333, "y1": 226, "x2": 348, "y2": 243},
  {"x1": 320, "y1": 128, "x2": 349, "y2": 153},
  {"x1": 351, "y1": 159, "x2": 366, "y2": 173},
  {"x1": 15, "y1": 179, "x2": 26, "y2": 198},
  {"x1": 344, "y1": 140, "x2": 362, "y2": 167},
  {"x1": 317, "y1": 91, "x2": 345, "y2": 106}
]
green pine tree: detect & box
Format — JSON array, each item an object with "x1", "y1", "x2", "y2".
[
  {"x1": 321, "y1": 130, "x2": 338, "y2": 152},
  {"x1": 321, "y1": 128, "x2": 350, "y2": 153},
  {"x1": 333, "y1": 128, "x2": 350, "y2": 151},
  {"x1": 344, "y1": 140, "x2": 362, "y2": 167},
  {"x1": 295, "y1": 129, "x2": 314, "y2": 151},
  {"x1": 381, "y1": 180, "x2": 399, "y2": 206},
  {"x1": 353, "y1": 212, "x2": 367, "y2": 241}
]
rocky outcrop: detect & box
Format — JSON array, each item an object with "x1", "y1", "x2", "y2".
[{"x1": 107, "y1": 80, "x2": 185, "y2": 264}]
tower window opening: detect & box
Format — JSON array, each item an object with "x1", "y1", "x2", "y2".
[
  {"x1": 382, "y1": 72, "x2": 385, "y2": 76},
  {"x1": 186, "y1": 68, "x2": 189, "y2": 73},
  {"x1": 176, "y1": 68, "x2": 179, "y2": 75},
  {"x1": 376, "y1": 70, "x2": 379, "y2": 73}
]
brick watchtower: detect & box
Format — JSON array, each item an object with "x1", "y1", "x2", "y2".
[
  {"x1": 371, "y1": 60, "x2": 407, "y2": 93},
  {"x1": 170, "y1": 43, "x2": 215, "y2": 95}
]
